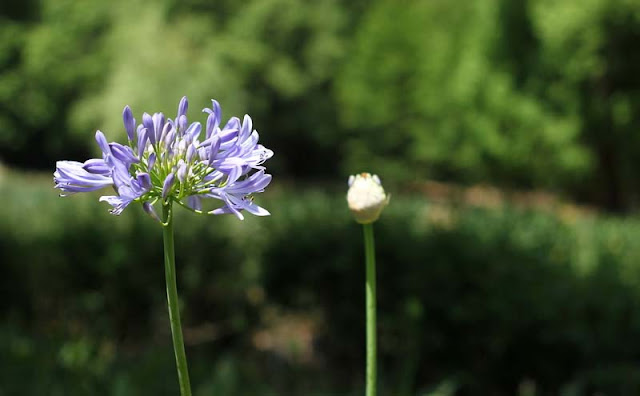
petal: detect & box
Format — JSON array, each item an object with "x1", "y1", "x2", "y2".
[
  {"x1": 184, "y1": 122, "x2": 202, "y2": 143},
  {"x1": 82, "y1": 158, "x2": 110, "y2": 175},
  {"x1": 143, "y1": 202, "x2": 161, "y2": 222},
  {"x1": 177, "y1": 115, "x2": 188, "y2": 134},
  {"x1": 208, "y1": 135, "x2": 221, "y2": 165},
  {"x1": 177, "y1": 160, "x2": 187, "y2": 183},
  {"x1": 204, "y1": 100, "x2": 221, "y2": 139},
  {"x1": 54, "y1": 160, "x2": 113, "y2": 190},
  {"x1": 160, "y1": 121, "x2": 174, "y2": 144},
  {"x1": 177, "y1": 96, "x2": 188, "y2": 120},
  {"x1": 152, "y1": 112, "x2": 165, "y2": 143},
  {"x1": 225, "y1": 171, "x2": 272, "y2": 194},
  {"x1": 226, "y1": 165, "x2": 242, "y2": 186},
  {"x1": 211, "y1": 201, "x2": 244, "y2": 220},
  {"x1": 239, "y1": 114, "x2": 252, "y2": 142},
  {"x1": 186, "y1": 144, "x2": 197, "y2": 163},
  {"x1": 110, "y1": 143, "x2": 139, "y2": 166},
  {"x1": 136, "y1": 172, "x2": 152, "y2": 190},
  {"x1": 187, "y1": 195, "x2": 202, "y2": 211},
  {"x1": 243, "y1": 200, "x2": 270, "y2": 216},
  {"x1": 162, "y1": 173, "x2": 175, "y2": 199},
  {"x1": 95, "y1": 131, "x2": 111, "y2": 157},
  {"x1": 148, "y1": 152, "x2": 156, "y2": 171},
  {"x1": 123, "y1": 106, "x2": 136, "y2": 141},
  {"x1": 164, "y1": 128, "x2": 176, "y2": 149},
  {"x1": 142, "y1": 113, "x2": 155, "y2": 144},
  {"x1": 137, "y1": 128, "x2": 148, "y2": 158},
  {"x1": 110, "y1": 160, "x2": 133, "y2": 188},
  {"x1": 99, "y1": 195, "x2": 133, "y2": 215}
]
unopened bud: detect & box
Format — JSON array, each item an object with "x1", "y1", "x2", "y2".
[{"x1": 347, "y1": 173, "x2": 389, "y2": 224}]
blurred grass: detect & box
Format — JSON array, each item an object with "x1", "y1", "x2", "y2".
[{"x1": 3, "y1": 167, "x2": 640, "y2": 394}]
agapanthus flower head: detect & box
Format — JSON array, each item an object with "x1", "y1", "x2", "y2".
[
  {"x1": 54, "y1": 97, "x2": 273, "y2": 220},
  {"x1": 347, "y1": 173, "x2": 389, "y2": 224}
]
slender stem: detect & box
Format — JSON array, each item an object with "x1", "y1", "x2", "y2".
[
  {"x1": 162, "y1": 203, "x2": 193, "y2": 396},
  {"x1": 363, "y1": 223, "x2": 377, "y2": 396}
]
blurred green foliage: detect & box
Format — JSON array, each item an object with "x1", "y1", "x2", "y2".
[
  {"x1": 338, "y1": 0, "x2": 589, "y2": 186},
  {"x1": 2, "y1": 0, "x2": 640, "y2": 394},
  {"x1": 3, "y1": 171, "x2": 640, "y2": 394},
  {"x1": 1, "y1": 0, "x2": 640, "y2": 208},
  {"x1": 338, "y1": 0, "x2": 640, "y2": 209}
]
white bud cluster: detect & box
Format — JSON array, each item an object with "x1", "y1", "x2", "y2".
[{"x1": 347, "y1": 173, "x2": 390, "y2": 224}]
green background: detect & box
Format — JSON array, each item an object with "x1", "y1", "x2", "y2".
[{"x1": 1, "y1": 0, "x2": 640, "y2": 394}]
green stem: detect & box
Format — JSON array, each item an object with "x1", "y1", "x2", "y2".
[
  {"x1": 363, "y1": 223, "x2": 377, "y2": 396},
  {"x1": 162, "y1": 203, "x2": 193, "y2": 396}
]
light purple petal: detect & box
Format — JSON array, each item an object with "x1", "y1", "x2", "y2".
[
  {"x1": 204, "y1": 99, "x2": 221, "y2": 139},
  {"x1": 187, "y1": 195, "x2": 202, "y2": 211},
  {"x1": 142, "y1": 113, "x2": 154, "y2": 144},
  {"x1": 148, "y1": 152, "x2": 156, "y2": 171},
  {"x1": 162, "y1": 173, "x2": 175, "y2": 199},
  {"x1": 226, "y1": 171, "x2": 272, "y2": 194},
  {"x1": 208, "y1": 135, "x2": 220, "y2": 165},
  {"x1": 54, "y1": 160, "x2": 113, "y2": 194},
  {"x1": 186, "y1": 144, "x2": 196, "y2": 163},
  {"x1": 177, "y1": 161, "x2": 187, "y2": 183},
  {"x1": 110, "y1": 143, "x2": 140, "y2": 166},
  {"x1": 242, "y1": 200, "x2": 270, "y2": 216},
  {"x1": 83, "y1": 158, "x2": 110, "y2": 175},
  {"x1": 123, "y1": 106, "x2": 135, "y2": 141},
  {"x1": 137, "y1": 128, "x2": 148, "y2": 158},
  {"x1": 136, "y1": 172, "x2": 152, "y2": 190},
  {"x1": 143, "y1": 202, "x2": 161, "y2": 222},
  {"x1": 177, "y1": 115, "x2": 187, "y2": 134},
  {"x1": 99, "y1": 195, "x2": 133, "y2": 215},
  {"x1": 160, "y1": 121, "x2": 174, "y2": 144},
  {"x1": 110, "y1": 160, "x2": 133, "y2": 188},
  {"x1": 177, "y1": 96, "x2": 188, "y2": 120},
  {"x1": 152, "y1": 112, "x2": 165, "y2": 143},
  {"x1": 239, "y1": 115, "x2": 252, "y2": 142},
  {"x1": 211, "y1": 198, "x2": 244, "y2": 220},
  {"x1": 184, "y1": 122, "x2": 202, "y2": 143},
  {"x1": 95, "y1": 131, "x2": 111, "y2": 157}
]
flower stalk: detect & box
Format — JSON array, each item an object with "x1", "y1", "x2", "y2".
[
  {"x1": 363, "y1": 222, "x2": 377, "y2": 396},
  {"x1": 54, "y1": 97, "x2": 274, "y2": 392},
  {"x1": 162, "y1": 202, "x2": 192, "y2": 396},
  {"x1": 346, "y1": 172, "x2": 389, "y2": 396}
]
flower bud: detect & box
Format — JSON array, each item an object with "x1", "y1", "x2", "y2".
[
  {"x1": 177, "y1": 96, "x2": 188, "y2": 120},
  {"x1": 143, "y1": 202, "x2": 161, "y2": 222},
  {"x1": 176, "y1": 160, "x2": 188, "y2": 183},
  {"x1": 162, "y1": 173, "x2": 175, "y2": 199},
  {"x1": 122, "y1": 106, "x2": 136, "y2": 141},
  {"x1": 347, "y1": 173, "x2": 389, "y2": 224}
]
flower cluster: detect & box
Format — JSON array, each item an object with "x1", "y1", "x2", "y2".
[
  {"x1": 54, "y1": 97, "x2": 273, "y2": 220},
  {"x1": 347, "y1": 173, "x2": 389, "y2": 224}
]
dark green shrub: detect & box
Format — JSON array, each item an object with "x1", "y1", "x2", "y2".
[{"x1": 3, "y1": 172, "x2": 640, "y2": 394}]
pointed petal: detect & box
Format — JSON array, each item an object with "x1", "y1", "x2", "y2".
[
  {"x1": 177, "y1": 96, "x2": 188, "y2": 119},
  {"x1": 143, "y1": 113, "x2": 154, "y2": 144},
  {"x1": 95, "y1": 131, "x2": 111, "y2": 157},
  {"x1": 123, "y1": 106, "x2": 135, "y2": 141},
  {"x1": 162, "y1": 173, "x2": 175, "y2": 199},
  {"x1": 143, "y1": 202, "x2": 161, "y2": 222},
  {"x1": 187, "y1": 195, "x2": 202, "y2": 211}
]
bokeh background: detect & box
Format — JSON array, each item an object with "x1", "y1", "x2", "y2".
[{"x1": 2, "y1": 0, "x2": 640, "y2": 394}]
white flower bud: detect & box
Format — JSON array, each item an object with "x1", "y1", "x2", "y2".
[{"x1": 347, "y1": 173, "x2": 390, "y2": 224}]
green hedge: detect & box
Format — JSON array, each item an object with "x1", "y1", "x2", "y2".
[
  {"x1": 2, "y1": 171, "x2": 640, "y2": 394},
  {"x1": 4, "y1": 0, "x2": 640, "y2": 209}
]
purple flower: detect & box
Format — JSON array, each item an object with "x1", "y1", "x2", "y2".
[
  {"x1": 54, "y1": 160, "x2": 113, "y2": 194},
  {"x1": 54, "y1": 96, "x2": 273, "y2": 220},
  {"x1": 207, "y1": 170, "x2": 272, "y2": 220}
]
